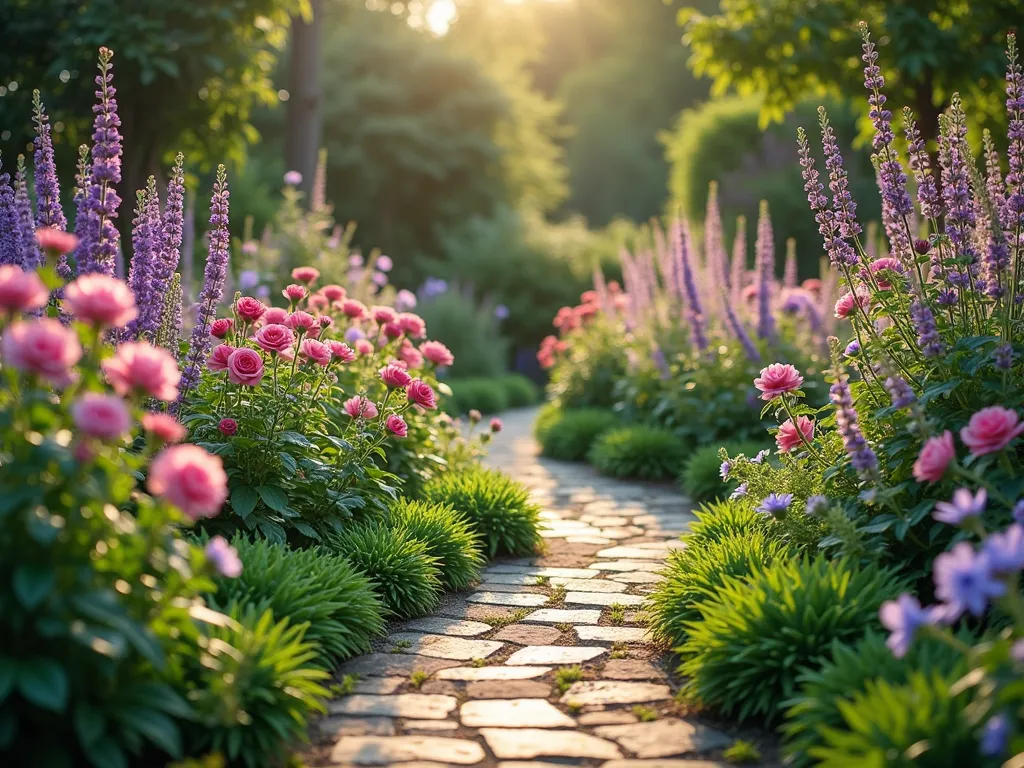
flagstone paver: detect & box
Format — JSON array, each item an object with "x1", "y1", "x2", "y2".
[{"x1": 312, "y1": 407, "x2": 747, "y2": 767}]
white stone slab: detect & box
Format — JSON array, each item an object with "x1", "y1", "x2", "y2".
[
  {"x1": 460, "y1": 698, "x2": 575, "y2": 728},
  {"x1": 387, "y1": 633, "x2": 504, "y2": 661},
  {"x1": 505, "y1": 645, "x2": 606, "y2": 666}
]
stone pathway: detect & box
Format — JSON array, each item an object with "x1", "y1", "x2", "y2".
[{"x1": 310, "y1": 406, "x2": 738, "y2": 767}]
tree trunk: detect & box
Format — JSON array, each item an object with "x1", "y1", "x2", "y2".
[{"x1": 284, "y1": 0, "x2": 323, "y2": 207}]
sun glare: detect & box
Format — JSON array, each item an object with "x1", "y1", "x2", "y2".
[{"x1": 423, "y1": 0, "x2": 564, "y2": 36}]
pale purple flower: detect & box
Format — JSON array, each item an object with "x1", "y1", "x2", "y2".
[
  {"x1": 126, "y1": 179, "x2": 162, "y2": 338},
  {"x1": 32, "y1": 91, "x2": 66, "y2": 231},
  {"x1": 754, "y1": 202, "x2": 776, "y2": 340},
  {"x1": 830, "y1": 379, "x2": 877, "y2": 477},
  {"x1": 349, "y1": 253, "x2": 364, "y2": 268},
  {"x1": 13, "y1": 161, "x2": 39, "y2": 270},
  {"x1": 283, "y1": 170, "x2": 302, "y2": 186},
  {"x1": 206, "y1": 535, "x2": 242, "y2": 578},
  {"x1": 1004, "y1": 35, "x2": 1024, "y2": 249},
  {"x1": 983, "y1": 524, "x2": 1024, "y2": 572},
  {"x1": 751, "y1": 449, "x2": 769, "y2": 465},
  {"x1": 934, "y1": 488, "x2": 987, "y2": 525},
  {"x1": 995, "y1": 343, "x2": 1013, "y2": 370},
  {"x1": 799, "y1": 126, "x2": 856, "y2": 268},
  {"x1": 240, "y1": 240, "x2": 259, "y2": 256},
  {"x1": 933, "y1": 542, "x2": 1005, "y2": 618},
  {"x1": 371, "y1": 271, "x2": 388, "y2": 287},
  {"x1": 421, "y1": 277, "x2": 447, "y2": 298},
  {"x1": 494, "y1": 304, "x2": 510, "y2": 320},
  {"x1": 879, "y1": 593, "x2": 941, "y2": 657},
  {"x1": 719, "y1": 460, "x2": 731, "y2": 481},
  {"x1": 0, "y1": 165, "x2": 22, "y2": 267},
  {"x1": 756, "y1": 492, "x2": 793, "y2": 519},
  {"x1": 375, "y1": 254, "x2": 393, "y2": 272},
  {"x1": 904, "y1": 108, "x2": 944, "y2": 220},
  {"x1": 818, "y1": 107, "x2": 861, "y2": 241},
  {"x1": 730, "y1": 483, "x2": 748, "y2": 500},
  {"x1": 910, "y1": 299, "x2": 945, "y2": 357},
  {"x1": 845, "y1": 340, "x2": 861, "y2": 357},
  {"x1": 238, "y1": 269, "x2": 261, "y2": 291},
  {"x1": 1014, "y1": 499, "x2": 1024, "y2": 524},
  {"x1": 395, "y1": 288, "x2": 417, "y2": 311},
  {"x1": 981, "y1": 713, "x2": 1010, "y2": 757},
  {"x1": 671, "y1": 218, "x2": 708, "y2": 351},
  {"x1": 939, "y1": 97, "x2": 976, "y2": 262},
  {"x1": 805, "y1": 495, "x2": 829, "y2": 518},
  {"x1": 884, "y1": 373, "x2": 916, "y2": 410},
  {"x1": 150, "y1": 153, "x2": 185, "y2": 333}
]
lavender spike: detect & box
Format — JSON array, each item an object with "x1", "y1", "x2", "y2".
[
  {"x1": 32, "y1": 91, "x2": 67, "y2": 232},
  {"x1": 784, "y1": 238, "x2": 798, "y2": 288},
  {"x1": 1005, "y1": 34, "x2": 1024, "y2": 306},
  {"x1": 156, "y1": 272, "x2": 184, "y2": 356},
  {"x1": 730, "y1": 215, "x2": 746, "y2": 309},
  {"x1": 0, "y1": 156, "x2": 22, "y2": 267},
  {"x1": 830, "y1": 376, "x2": 878, "y2": 480},
  {"x1": 671, "y1": 216, "x2": 708, "y2": 351},
  {"x1": 754, "y1": 201, "x2": 776, "y2": 340},
  {"x1": 14, "y1": 157, "x2": 40, "y2": 270}
]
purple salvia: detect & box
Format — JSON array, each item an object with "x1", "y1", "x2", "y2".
[
  {"x1": 818, "y1": 107, "x2": 861, "y2": 242},
  {"x1": 730, "y1": 215, "x2": 746, "y2": 309},
  {"x1": 1004, "y1": 34, "x2": 1024, "y2": 304},
  {"x1": 127, "y1": 178, "x2": 163, "y2": 338},
  {"x1": 181, "y1": 191, "x2": 196, "y2": 303},
  {"x1": 903, "y1": 108, "x2": 944, "y2": 221},
  {"x1": 312, "y1": 149, "x2": 327, "y2": 213},
  {"x1": 671, "y1": 217, "x2": 708, "y2": 351},
  {"x1": 32, "y1": 91, "x2": 66, "y2": 232},
  {"x1": 910, "y1": 296, "x2": 945, "y2": 357},
  {"x1": 995, "y1": 342, "x2": 1013, "y2": 370},
  {"x1": 983, "y1": 129, "x2": 1007, "y2": 227},
  {"x1": 177, "y1": 165, "x2": 230, "y2": 409},
  {"x1": 884, "y1": 372, "x2": 916, "y2": 410},
  {"x1": 704, "y1": 181, "x2": 727, "y2": 317},
  {"x1": 65, "y1": 144, "x2": 91, "y2": 280},
  {"x1": 754, "y1": 201, "x2": 776, "y2": 340},
  {"x1": 784, "y1": 238, "x2": 798, "y2": 288},
  {"x1": 0, "y1": 158, "x2": 22, "y2": 267},
  {"x1": 830, "y1": 377, "x2": 878, "y2": 479},
  {"x1": 14, "y1": 158, "x2": 40, "y2": 270},
  {"x1": 651, "y1": 345, "x2": 670, "y2": 380},
  {"x1": 140, "y1": 154, "x2": 185, "y2": 338},
  {"x1": 76, "y1": 47, "x2": 123, "y2": 276},
  {"x1": 938, "y1": 97, "x2": 977, "y2": 261},
  {"x1": 156, "y1": 272, "x2": 184, "y2": 357},
  {"x1": 799, "y1": 125, "x2": 857, "y2": 269},
  {"x1": 722, "y1": 289, "x2": 760, "y2": 361}
]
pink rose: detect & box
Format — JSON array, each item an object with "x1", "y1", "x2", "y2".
[
  {"x1": 344, "y1": 396, "x2": 378, "y2": 419},
  {"x1": 64, "y1": 274, "x2": 138, "y2": 328},
  {"x1": 208, "y1": 344, "x2": 236, "y2": 372},
  {"x1": 283, "y1": 283, "x2": 308, "y2": 302},
  {"x1": 399, "y1": 339, "x2": 424, "y2": 369},
  {"x1": 263, "y1": 307, "x2": 289, "y2": 325},
  {"x1": 0, "y1": 265, "x2": 49, "y2": 315},
  {"x1": 380, "y1": 364, "x2": 413, "y2": 388},
  {"x1": 307, "y1": 293, "x2": 329, "y2": 311},
  {"x1": 960, "y1": 406, "x2": 1024, "y2": 456},
  {"x1": 355, "y1": 339, "x2": 374, "y2": 356},
  {"x1": 300, "y1": 338, "x2": 331, "y2": 366},
  {"x1": 35, "y1": 227, "x2": 79, "y2": 256},
  {"x1": 372, "y1": 306, "x2": 397, "y2": 324},
  {"x1": 292, "y1": 266, "x2": 320, "y2": 284},
  {"x1": 210, "y1": 318, "x2": 233, "y2": 339},
  {"x1": 398, "y1": 313, "x2": 426, "y2": 338},
  {"x1": 388, "y1": 358, "x2": 409, "y2": 369},
  {"x1": 322, "y1": 284, "x2": 345, "y2": 302},
  {"x1": 867, "y1": 257, "x2": 904, "y2": 290},
  {"x1": 913, "y1": 430, "x2": 956, "y2": 483},
  {"x1": 141, "y1": 412, "x2": 187, "y2": 443},
  {"x1": 1, "y1": 318, "x2": 82, "y2": 384},
  {"x1": 218, "y1": 418, "x2": 238, "y2": 436},
  {"x1": 385, "y1": 414, "x2": 408, "y2": 438},
  {"x1": 776, "y1": 415, "x2": 815, "y2": 453},
  {"x1": 148, "y1": 444, "x2": 228, "y2": 520},
  {"x1": 342, "y1": 299, "x2": 368, "y2": 319},
  {"x1": 834, "y1": 289, "x2": 871, "y2": 319},
  {"x1": 406, "y1": 379, "x2": 437, "y2": 410},
  {"x1": 419, "y1": 340, "x2": 454, "y2": 367},
  {"x1": 328, "y1": 341, "x2": 355, "y2": 363},
  {"x1": 102, "y1": 341, "x2": 181, "y2": 401},
  {"x1": 254, "y1": 323, "x2": 295, "y2": 354},
  {"x1": 235, "y1": 296, "x2": 266, "y2": 323},
  {"x1": 227, "y1": 347, "x2": 265, "y2": 386},
  {"x1": 490, "y1": 418, "x2": 503, "y2": 433},
  {"x1": 286, "y1": 310, "x2": 317, "y2": 333},
  {"x1": 382, "y1": 322, "x2": 403, "y2": 339},
  {"x1": 72, "y1": 393, "x2": 131, "y2": 440},
  {"x1": 753, "y1": 363, "x2": 804, "y2": 400}
]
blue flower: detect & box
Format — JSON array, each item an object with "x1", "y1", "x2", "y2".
[
  {"x1": 729, "y1": 483, "x2": 748, "y2": 500},
  {"x1": 933, "y1": 488, "x2": 987, "y2": 525},
  {"x1": 844, "y1": 340, "x2": 861, "y2": 357},
  {"x1": 494, "y1": 304, "x2": 510, "y2": 320},
  {"x1": 980, "y1": 713, "x2": 1009, "y2": 757},
  {"x1": 719, "y1": 460, "x2": 731, "y2": 481},
  {"x1": 983, "y1": 524, "x2": 1024, "y2": 573},
  {"x1": 933, "y1": 542, "x2": 1005, "y2": 619},
  {"x1": 756, "y1": 492, "x2": 793, "y2": 520},
  {"x1": 878, "y1": 593, "x2": 941, "y2": 658}
]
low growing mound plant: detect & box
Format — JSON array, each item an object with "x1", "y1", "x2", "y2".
[
  {"x1": 588, "y1": 425, "x2": 688, "y2": 481},
  {"x1": 679, "y1": 555, "x2": 906, "y2": 722},
  {"x1": 536, "y1": 407, "x2": 620, "y2": 461},
  {"x1": 327, "y1": 523, "x2": 442, "y2": 619},
  {"x1": 420, "y1": 467, "x2": 541, "y2": 558},
  {"x1": 446, "y1": 378, "x2": 510, "y2": 415},
  {"x1": 685, "y1": 500, "x2": 769, "y2": 548},
  {"x1": 386, "y1": 497, "x2": 484, "y2": 591},
  {"x1": 206, "y1": 537, "x2": 386, "y2": 667},
  {"x1": 681, "y1": 441, "x2": 768, "y2": 502}
]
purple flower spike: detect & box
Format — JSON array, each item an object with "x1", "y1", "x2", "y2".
[
  {"x1": 754, "y1": 201, "x2": 776, "y2": 341},
  {"x1": 933, "y1": 488, "x2": 987, "y2": 525},
  {"x1": 14, "y1": 159, "x2": 40, "y2": 270},
  {"x1": 938, "y1": 97, "x2": 977, "y2": 262},
  {"x1": 884, "y1": 373, "x2": 916, "y2": 410},
  {"x1": 671, "y1": 217, "x2": 708, "y2": 351},
  {"x1": 1005, "y1": 35, "x2": 1024, "y2": 254},
  {"x1": 904, "y1": 108, "x2": 944, "y2": 221},
  {"x1": 933, "y1": 542, "x2": 1005, "y2": 619},
  {"x1": 983, "y1": 524, "x2": 1024, "y2": 572},
  {"x1": 127, "y1": 179, "x2": 163, "y2": 339},
  {"x1": 879, "y1": 593, "x2": 941, "y2": 658},
  {"x1": 830, "y1": 378, "x2": 877, "y2": 478},
  {"x1": 32, "y1": 91, "x2": 66, "y2": 232},
  {"x1": 0, "y1": 162, "x2": 22, "y2": 267},
  {"x1": 730, "y1": 216, "x2": 747, "y2": 309},
  {"x1": 910, "y1": 298, "x2": 945, "y2": 357},
  {"x1": 818, "y1": 108, "x2": 862, "y2": 242},
  {"x1": 723, "y1": 292, "x2": 760, "y2": 362}
]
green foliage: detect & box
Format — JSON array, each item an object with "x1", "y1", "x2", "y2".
[
  {"x1": 498, "y1": 373, "x2": 541, "y2": 408},
  {"x1": 723, "y1": 740, "x2": 762, "y2": 764},
  {"x1": 183, "y1": 606, "x2": 329, "y2": 768},
  {"x1": 536, "y1": 407, "x2": 620, "y2": 462},
  {"x1": 647, "y1": 530, "x2": 793, "y2": 646},
  {"x1": 386, "y1": 498, "x2": 484, "y2": 591},
  {"x1": 810, "y1": 672, "x2": 988, "y2": 767},
  {"x1": 446, "y1": 378, "x2": 510, "y2": 416},
  {"x1": 416, "y1": 289, "x2": 509, "y2": 379},
  {"x1": 681, "y1": 441, "x2": 767, "y2": 502},
  {"x1": 588, "y1": 425, "x2": 688, "y2": 481},
  {"x1": 326, "y1": 524, "x2": 442, "y2": 619},
  {"x1": 547, "y1": 317, "x2": 629, "y2": 409},
  {"x1": 679, "y1": 556, "x2": 906, "y2": 722},
  {"x1": 685, "y1": 500, "x2": 769, "y2": 549},
  {"x1": 420, "y1": 467, "x2": 541, "y2": 558},
  {"x1": 554, "y1": 665, "x2": 584, "y2": 694},
  {"x1": 206, "y1": 537, "x2": 386, "y2": 668},
  {"x1": 782, "y1": 631, "x2": 969, "y2": 766}
]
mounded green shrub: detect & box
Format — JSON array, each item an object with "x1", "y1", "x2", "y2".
[
  {"x1": 327, "y1": 523, "x2": 443, "y2": 619},
  {"x1": 647, "y1": 529, "x2": 793, "y2": 646},
  {"x1": 420, "y1": 467, "x2": 541, "y2": 558},
  {"x1": 206, "y1": 537, "x2": 386, "y2": 667},
  {"x1": 184, "y1": 606, "x2": 329, "y2": 768},
  {"x1": 782, "y1": 631, "x2": 969, "y2": 766},
  {"x1": 386, "y1": 498, "x2": 484, "y2": 591},
  {"x1": 589, "y1": 425, "x2": 689, "y2": 481},
  {"x1": 446, "y1": 378, "x2": 510, "y2": 415},
  {"x1": 537, "y1": 407, "x2": 620, "y2": 461},
  {"x1": 685, "y1": 500, "x2": 769, "y2": 549},
  {"x1": 681, "y1": 441, "x2": 768, "y2": 503},
  {"x1": 679, "y1": 555, "x2": 906, "y2": 722},
  {"x1": 499, "y1": 373, "x2": 541, "y2": 408}
]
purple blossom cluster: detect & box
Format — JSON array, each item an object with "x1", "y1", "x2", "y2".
[{"x1": 829, "y1": 377, "x2": 877, "y2": 477}]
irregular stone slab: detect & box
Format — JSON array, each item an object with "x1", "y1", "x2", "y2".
[
  {"x1": 319, "y1": 715, "x2": 395, "y2": 738},
  {"x1": 435, "y1": 666, "x2": 552, "y2": 681},
  {"x1": 566, "y1": 536, "x2": 614, "y2": 545},
  {"x1": 609, "y1": 571, "x2": 662, "y2": 584},
  {"x1": 602, "y1": 762, "x2": 728, "y2": 768},
  {"x1": 466, "y1": 680, "x2": 551, "y2": 699},
  {"x1": 485, "y1": 565, "x2": 597, "y2": 579},
  {"x1": 461, "y1": 698, "x2": 576, "y2": 728},
  {"x1": 467, "y1": 591, "x2": 549, "y2": 607},
  {"x1": 329, "y1": 694, "x2": 457, "y2": 720},
  {"x1": 331, "y1": 735, "x2": 485, "y2": 765},
  {"x1": 559, "y1": 681, "x2": 671, "y2": 706},
  {"x1": 578, "y1": 710, "x2": 640, "y2": 726},
  {"x1": 580, "y1": 515, "x2": 631, "y2": 526},
  {"x1": 551, "y1": 578, "x2": 627, "y2": 593},
  {"x1": 419, "y1": 680, "x2": 460, "y2": 697},
  {"x1": 477, "y1": 581, "x2": 547, "y2": 593},
  {"x1": 589, "y1": 560, "x2": 664, "y2": 573},
  {"x1": 564, "y1": 592, "x2": 648, "y2": 607},
  {"x1": 524, "y1": 608, "x2": 602, "y2": 625},
  {"x1": 353, "y1": 677, "x2": 406, "y2": 694},
  {"x1": 576, "y1": 626, "x2": 649, "y2": 643},
  {"x1": 480, "y1": 728, "x2": 622, "y2": 760},
  {"x1": 506, "y1": 645, "x2": 606, "y2": 666},
  {"x1": 597, "y1": 546, "x2": 670, "y2": 560},
  {"x1": 493, "y1": 624, "x2": 561, "y2": 645},
  {"x1": 594, "y1": 719, "x2": 731, "y2": 758},
  {"x1": 603, "y1": 659, "x2": 666, "y2": 681},
  {"x1": 338, "y1": 654, "x2": 461, "y2": 678},
  {"x1": 402, "y1": 719, "x2": 459, "y2": 732},
  {"x1": 401, "y1": 618, "x2": 492, "y2": 637},
  {"x1": 482, "y1": 573, "x2": 552, "y2": 586},
  {"x1": 387, "y1": 633, "x2": 504, "y2": 661},
  {"x1": 636, "y1": 540, "x2": 685, "y2": 550}
]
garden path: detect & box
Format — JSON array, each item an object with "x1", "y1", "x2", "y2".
[{"x1": 313, "y1": 406, "x2": 733, "y2": 767}]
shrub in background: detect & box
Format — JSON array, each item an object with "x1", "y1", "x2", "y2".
[
  {"x1": 679, "y1": 556, "x2": 905, "y2": 722},
  {"x1": 446, "y1": 378, "x2": 510, "y2": 415},
  {"x1": 416, "y1": 288, "x2": 509, "y2": 378},
  {"x1": 327, "y1": 524, "x2": 442, "y2": 619},
  {"x1": 498, "y1": 373, "x2": 541, "y2": 408},
  {"x1": 589, "y1": 425, "x2": 688, "y2": 481},
  {"x1": 421, "y1": 467, "x2": 541, "y2": 558},
  {"x1": 537, "y1": 407, "x2": 620, "y2": 461},
  {"x1": 386, "y1": 498, "x2": 484, "y2": 591},
  {"x1": 206, "y1": 537, "x2": 386, "y2": 667},
  {"x1": 681, "y1": 441, "x2": 767, "y2": 502}
]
